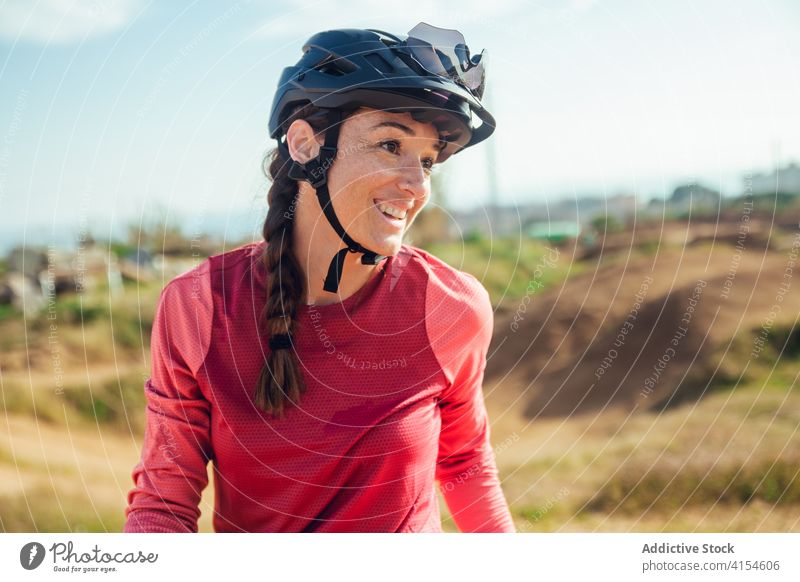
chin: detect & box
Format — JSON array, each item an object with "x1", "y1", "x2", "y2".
[{"x1": 368, "y1": 234, "x2": 403, "y2": 257}]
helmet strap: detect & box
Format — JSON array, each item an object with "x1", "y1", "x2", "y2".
[{"x1": 283, "y1": 109, "x2": 388, "y2": 294}]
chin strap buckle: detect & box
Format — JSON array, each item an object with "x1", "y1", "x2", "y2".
[{"x1": 361, "y1": 252, "x2": 386, "y2": 265}]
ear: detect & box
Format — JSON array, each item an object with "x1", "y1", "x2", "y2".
[{"x1": 286, "y1": 119, "x2": 322, "y2": 164}]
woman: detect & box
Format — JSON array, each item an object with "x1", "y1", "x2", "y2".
[{"x1": 123, "y1": 23, "x2": 515, "y2": 533}]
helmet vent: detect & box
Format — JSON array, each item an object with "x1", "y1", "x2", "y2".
[
  {"x1": 313, "y1": 55, "x2": 356, "y2": 76},
  {"x1": 365, "y1": 53, "x2": 394, "y2": 74}
]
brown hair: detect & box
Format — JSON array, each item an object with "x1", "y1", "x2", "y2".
[{"x1": 254, "y1": 103, "x2": 340, "y2": 418}]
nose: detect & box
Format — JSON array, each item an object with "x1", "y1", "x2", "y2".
[{"x1": 397, "y1": 161, "x2": 429, "y2": 200}]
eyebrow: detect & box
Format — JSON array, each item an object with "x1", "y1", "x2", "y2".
[
  {"x1": 370, "y1": 121, "x2": 414, "y2": 134},
  {"x1": 369, "y1": 121, "x2": 446, "y2": 152}
]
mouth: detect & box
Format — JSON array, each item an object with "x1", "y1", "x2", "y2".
[{"x1": 373, "y1": 199, "x2": 409, "y2": 225}]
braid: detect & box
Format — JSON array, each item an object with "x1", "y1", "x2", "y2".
[{"x1": 254, "y1": 104, "x2": 333, "y2": 417}]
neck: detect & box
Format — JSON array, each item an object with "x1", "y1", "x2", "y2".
[
  {"x1": 299, "y1": 246, "x2": 381, "y2": 307},
  {"x1": 293, "y1": 195, "x2": 381, "y2": 306}
]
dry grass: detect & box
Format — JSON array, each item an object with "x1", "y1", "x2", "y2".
[
  {"x1": 2, "y1": 238, "x2": 799, "y2": 532},
  {"x1": 489, "y1": 368, "x2": 800, "y2": 532},
  {"x1": 0, "y1": 411, "x2": 216, "y2": 532},
  {"x1": 1, "y1": 368, "x2": 149, "y2": 434},
  {"x1": 0, "y1": 279, "x2": 159, "y2": 373},
  {"x1": 3, "y1": 331, "x2": 798, "y2": 532}
]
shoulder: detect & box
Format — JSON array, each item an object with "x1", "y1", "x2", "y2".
[
  {"x1": 160, "y1": 240, "x2": 264, "y2": 307},
  {"x1": 398, "y1": 246, "x2": 494, "y2": 378},
  {"x1": 203, "y1": 240, "x2": 265, "y2": 276},
  {"x1": 398, "y1": 245, "x2": 488, "y2": 299},
  {"x1": 163, "y1": 241, "x2": 263, "y2": 296},
  {"x1": 153, "y1": 242, "x2": 263, "y2": 374},
  {"x1": 397, "y1": 244, "x2": 492, "y2": 325}
]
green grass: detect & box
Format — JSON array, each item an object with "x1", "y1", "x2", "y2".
[
  {"x1": 53, "y1": 296, "x2": 107, "y2": 325},
  {"x1": 48, "y1": 290, "x2": 155, "y2": 350},
  {"x1": 0, "y1": 279, "x2": 160, "y2": 374},
  {"x1": 585, "y1": 454, "x2": 800, "y2": 514},
  {"x1": 423, "y1": 237, "x2": 577, "y2": 306},
  {"x1": 654, "y1": 322, "x2": 800, "y2": 411},
  {"x1": 1, "y1": 371, "x2": 148, "y2": 433},
  {"x1": 0, "y1": 303, "x2": 17, "y2": 322}
]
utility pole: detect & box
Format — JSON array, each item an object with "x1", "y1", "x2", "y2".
[{"x1": 484, "y1": 86, "x2": 500, "y2": 230}]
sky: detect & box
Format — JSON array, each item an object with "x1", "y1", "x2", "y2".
[{"x1": 1, "y1": 0, "x2": 799, "y2": 248}]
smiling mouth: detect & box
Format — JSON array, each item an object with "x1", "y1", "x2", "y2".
[{"x1": 374, "y1": 199, "x2": 408, "y2": 220}]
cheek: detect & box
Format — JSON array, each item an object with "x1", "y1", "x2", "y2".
[
  {"x1": 330, "y1": 168, "x2": 387, "y2": 230},
  {"x1": 330, "y1": 157, "x2": 383, "y2": 198}
]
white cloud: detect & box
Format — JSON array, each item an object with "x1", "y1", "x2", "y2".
[
  {"x1": 0, "y1": 0, "x2": 141, "y2": 44},
  {"x1": 249, "y1": 0, "x2": 528, "y2": 43}
]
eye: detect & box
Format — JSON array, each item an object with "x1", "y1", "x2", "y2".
[
  {"x1": 379, "y1": 139, "x2": 435, "y2": 175},
  {"x1": 379, "y1": 139, "x2": 400, "y2": 154}
]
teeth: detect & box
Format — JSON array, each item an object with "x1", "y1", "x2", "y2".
[{"x1": 377, "y1": 202, "x2": 407, "y2": 219}]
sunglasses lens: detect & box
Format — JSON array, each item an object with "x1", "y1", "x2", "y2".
[
  {"x1": 405, "y1": 22, "x2": 487, "y2": 99},
  {"x1": 463, "y1": 49, "x2": 487, "y2": 99}
]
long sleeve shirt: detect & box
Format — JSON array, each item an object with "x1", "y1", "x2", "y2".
[{"x1": 123, "y1": 241, "x2": 515, "y2": 533}]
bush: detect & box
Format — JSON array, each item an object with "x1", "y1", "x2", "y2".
[
  {"x1": 54, "y1": 296, "x2": 107, "y2": 325},
  {"x1": 1, "y1": 373, "x2": 147, "y2": 433},
  {"x1": 590, "y1": 213, "x2": 623, "y2": 235},
  {"x1": 585, "y1": 454, "x2": 800, "y2": 514}
]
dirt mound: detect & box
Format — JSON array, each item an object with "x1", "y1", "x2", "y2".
[{"x1": 486, "y1": 219, "x2": 800, "y2": 418}]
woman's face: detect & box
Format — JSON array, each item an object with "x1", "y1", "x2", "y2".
[{"x1": 292, "y1": 107, "x2": 443, "y2": 257}]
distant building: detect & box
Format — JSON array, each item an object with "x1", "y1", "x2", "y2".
[
  {"x1": 527, "y1": 221, "x2": 582, "y2": 244},
  {"x1": 572, "y1": 194, "x2": 638, "y2": 225},
  {"x1": 448, "y1": 193, "x2": 638, "y2": 240},
  {"x1": 1, "y1": 244, "x2": 122, "y2": 309}
]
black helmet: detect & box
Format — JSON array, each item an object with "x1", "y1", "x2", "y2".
[
  {"x1": 269, "y1": 23, "x2": 494, "y2": 163},
  {"x1": 267, "y1": 22, "x2": 494, "y2": 293}
]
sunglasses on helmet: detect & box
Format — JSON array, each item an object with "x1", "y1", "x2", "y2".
[{"x1": 391, "y1": 22, "x2": 488, "y2": 100}]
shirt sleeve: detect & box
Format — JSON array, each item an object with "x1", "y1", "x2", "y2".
[
  {"x1": 426, "y1": 268, "x2": 516, "y2": 533},
  {"x1": 123, "y1": 263, "x2": 214, "y2": 533}
]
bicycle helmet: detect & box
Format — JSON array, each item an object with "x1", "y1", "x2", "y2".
[{"x1": 268, "y1": 22, "x2": 495, "y2": 293}]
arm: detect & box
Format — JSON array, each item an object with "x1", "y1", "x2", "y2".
[
  {"x1": 427, "y1": 269, "x2": 516, "y2": 533},
  {"x1": 124, "y1": 264, "x2": 214, "y2": 533}
]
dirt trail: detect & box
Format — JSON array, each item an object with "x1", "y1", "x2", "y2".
[{"x1": 487, "y1": 222, "x2": 800, "y2": 418}]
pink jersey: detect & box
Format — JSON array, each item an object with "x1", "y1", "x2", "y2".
[{"x1": 123, "y1": 241, "x2": 515, "y2": 533}]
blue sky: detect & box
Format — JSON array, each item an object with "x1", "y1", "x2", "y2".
[{"x1": 1, "y1": 0, "x2": 799, "y2": 247}]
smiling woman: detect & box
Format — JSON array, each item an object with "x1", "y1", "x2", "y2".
[
  {"x1": 123, "y1": 22, "x2": 514, "y2": 533},
  {"x1": 288, "y1": 107, "x2": 443, "y2": 279}
]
